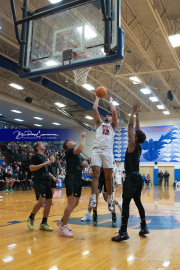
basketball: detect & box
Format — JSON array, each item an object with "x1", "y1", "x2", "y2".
[{"x1": 96, "y1": 86, "x2": 107, "y2": 98}]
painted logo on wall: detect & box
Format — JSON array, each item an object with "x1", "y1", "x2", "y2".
[{"x1": 113, "y1": 125, "x2": 180, "y2": 162}]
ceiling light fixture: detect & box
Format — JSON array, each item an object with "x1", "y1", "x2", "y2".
[
  {"x1": 157, "y1": 105, "x2": 165, "y2": 110},
  {"x1": 149, "y1": 97, "x2": 158, "y2": 102},
  {"x1": 34, "y1": 124, "x2": 42, "y2": 127},
  {"x1": 140, "y1": 88, "x2": 151, "y2": 95},
  {"x1": 52, "y1": 122, "x2": 61, "y2": 125},
  {"x1": 82, "y1": 84, "x2": 95, "y2": 91},
  {"x1": 49, "y1": 0, "x2": 62, "y2": 3},
  {"x1": 11, "y1": 110, "x2": 22, "y2": 113},
  {"x1": 129, "y1": 76, "x2": 141, "y2": 84},
  {"x1": 85, "y1": 116, "x2": 93, "y2": 120},
  {"x1": 169, "y1": 34, "x2": 180, "y2": 48},
  {"x1": 14, "y1": 119, "x2": 24, "y2": 122},
  {"x1": 163, "y1": 111, "x2": 170, "y2": 115},
  {"x1": 9, "y1": 83, "x2": 24, "y2": 90},
  {"x1": 112, "y1": 101, "x2": 119, "y2": 106},
  {"x1": 55, "y1": 102, "x2": 66, "y2": 107},
  {"x1": 33, "y1": 117, "x2": 43, "y2": 120}
]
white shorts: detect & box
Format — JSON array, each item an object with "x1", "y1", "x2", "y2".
[
  {"x1": 116, "y1": 177, "x2": 122, "y2": 185},
  {"x1": 91, "y1": 149, "x2": 113, "y2": 169}
]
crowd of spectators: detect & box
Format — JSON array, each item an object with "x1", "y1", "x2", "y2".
[{"x1": 0, "y1": 141, "x2": 91, "y2": 192}]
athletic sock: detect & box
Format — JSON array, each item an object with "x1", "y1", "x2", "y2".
[
  {"x1": 93, "y1": 210, "x2": 97, "y2": 216},
  {"x1": 108, "y1": 194, "x2": 113, "y2": 200},
  {"x1": 42, "y1": 217, "x2": 47, "y2": 224},
  {"x1": 29, "y1": 213, "x2": 35, "y2": 219},
  {"x1": 141, "y1": 219, "x2": 146, "y2": 227},
  {"x1": 87, "y1": 211, "x2": 91, "y2": 216},
  {"x1": 112, "y1": 213, "x2": 116, "y2": 218},
  {"x1": 91, "y1": 194, "x2": 96, "y2": 200}
]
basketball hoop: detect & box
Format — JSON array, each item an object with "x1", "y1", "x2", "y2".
[
  {"x1": 73, "y1": 67, "x2": 92, "y2": 86},
  {"x1": 73, "y1": 52, "x2": 91, "y2": 86}
]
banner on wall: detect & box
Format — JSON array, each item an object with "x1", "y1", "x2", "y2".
[
  {"x1": 0, "y1": 129, "x2": 79, "y2": 141},
  {"x1": 113, "y1": 125, "x2": 180, "y2": 163}
]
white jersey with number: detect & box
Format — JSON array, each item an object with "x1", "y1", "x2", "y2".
[
  {"x1": 93, "y1": 122, "x2": 115, "y2": 150},
  {"x1": 114, "y1": 166, "x2": 122, "y2": 179}
]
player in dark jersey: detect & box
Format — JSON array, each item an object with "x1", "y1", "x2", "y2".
[
  {"x1": 81, "y1": 167, "x2": 118, "y2": 226},
  {"x1": 27, "y1": 142, "x2": 58, "y2": 231},
  {"x1": 57, "y1": 133, "x2": 87, "y2": 238},
  {"x1": 112, "y1": 103, "x2": 149, "y2": 242},
  {"x1": 49, "y1": 153, "x2": 59, "y2": 203}
]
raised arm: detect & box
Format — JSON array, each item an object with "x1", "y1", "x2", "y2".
[
  {"x1": 128, "y1": 103, "x2": 141, "y2": 153},
  {"x1": 93, "y1": 96, "x2": 103, "y2": 127},
  {"x1": 135, "y1": 111, "x2": 140, "y2": 131},
  {"x1": 109, "y1": 97, "x2": 118, "y2": 131},
  {"x1": 73, "y1": 133, "x2": 87, "y2": 155}
]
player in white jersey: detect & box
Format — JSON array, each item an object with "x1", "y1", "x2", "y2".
[
  {"x1": 113, "y1": 160, "x2": 124, "y2": 195},
  {"x1": 89, "y1": 96, "x2": 118, "y2": 212}
]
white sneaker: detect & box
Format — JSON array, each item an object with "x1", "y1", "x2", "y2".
[
  {"x1": 118, "y1": 201, "x2": 122, "y2": 213},
  {"x1": 58, "y1": 225, "x2": 73, "y2": 238},
  {"x1": 81, "y1": 213, "x2": 92, "y2": 221},
  {"x1": 89, "y1": 195, "x2": 96, "y2": 207},
  {"x1": 107, "y1": 195, "x2": 114, "y2": 212},
  {"x1": 57, "y1": 220, "x2": 72, "y2": 231}
]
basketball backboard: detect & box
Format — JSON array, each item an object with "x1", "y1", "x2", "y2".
[{"x1": 11, "y1": 0, "x2": 124, "y2": 78}]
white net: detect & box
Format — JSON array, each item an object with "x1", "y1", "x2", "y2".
[{"x1": 73, "y1": 67, "x2": 92, "y2": 86}]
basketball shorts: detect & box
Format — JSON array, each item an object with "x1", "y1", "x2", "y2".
[
  {"x1": 91, "y1": 149, "x2": 113, "y2": 169},
  {"x1": 51, "y1": 179, "x2": 57, "y2": 189},
  {"x1": 116, "y1": 177, "x2": 122, "y2": 185},
  {"x1": 123, "y1": 173, "x2": 143, "y2": 199},
  {"x1": 65, "y1": 173, "x2": 82, "y2": 198},
  {"x1": 34, "y1": 179, "x2": 52, "y2": 201}
]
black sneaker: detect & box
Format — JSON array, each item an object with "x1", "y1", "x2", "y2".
[
  {"x1": 93, "y1": 214, "x2": 98, "y2": 226},
  {"x1": 112, "y1": 216, "x2": 117, "y2": 227},
  {"x1": 112, "y1": 231, "x2": 129, "y2": 242},
  {"x1": 139, "y1": 224, "x2": 149, "y2": 236}
]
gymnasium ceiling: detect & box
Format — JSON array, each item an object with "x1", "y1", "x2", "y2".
[{"x1": 0, "y1": 0, "x2": 180, "y2": 128}]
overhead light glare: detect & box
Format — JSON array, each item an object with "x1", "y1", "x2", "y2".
[
  {"x1": 77, "y1": 25, "x2": 97, "y2": 39},
  {"x1": 163, "y1": 111, "x2": 170, "y2": 115},
  {"x1": 157, "y1": 105, "x2": 165, "y2": 110},
  {"x1": 14, "y1": 119, "x2": 24, "y2": 122},
  {"x1": 140, "y1": 88, "x2": 151, "y2": 94},
  {"x1": 55, "y1": 102, "x2": 66, "y2": 107},
  {"x1": 11, "y1": 110, "x2": 22, "y2": 113},
  {"x1": 149, "y1": 96, "x2": 158, "y2": 102},
  {"x1": 112, "y1": 101, "x2": 119, "y2": 106},
  {"x1": 82, "y1": 84, "x2": 95, "y2": 91},
  {"x1": 33, "y1": 117, "x2": 43, "y2": 120},
  {"x1": 52, "y1": 122, "x2": 61, "y2": 125},
  {"x1": 169, "y1": 34, "x2": 180, "y2": 48},
  {"x1": 85, "y1": 116, "x2": 93, "y2": 120},
  {"x1": 129, "y1": 76, "x2": 141, "y2": 84},
  {"x1": 9, "y1": 83, "x2": 24, "y2": 90}
]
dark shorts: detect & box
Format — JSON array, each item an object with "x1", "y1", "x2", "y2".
[
  {"x1": 98, "y1": 178, "x2": 114, "y2": 193},
  {"x1": 123, "y1": 173, "x2": 143, "y2": 199},
  {"x1": 51, "y1": 179, "x2": 57, "y2": 189},
  {"x1": 65, "y1": 173, "x2": 82, "y2": 198},
  {"x1": 34, "y1": 180, "x2": 52, "y2": 201}
]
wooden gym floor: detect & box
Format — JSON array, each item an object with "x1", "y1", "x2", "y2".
[{"x1": 0, "y1": 186, "x2": 180, "y2": 270}]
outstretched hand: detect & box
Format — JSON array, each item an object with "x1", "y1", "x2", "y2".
[
  {"x1": 82, "y1": 132, "x2": 87, "y2": 138},
  {"x1": 109, "y1": 96, "x2": 113, "y2": 102},
  {"x1": 132, "y1": 103, "x2": 141, "y2": 115}
]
